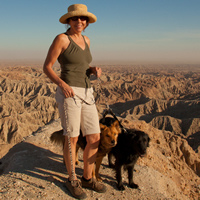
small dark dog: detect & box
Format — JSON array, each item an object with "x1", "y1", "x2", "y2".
[
  {"x1": 102, "y1": 117, "x2": 150, "y2": 190},
  {"x1": 108, "y1": 129, "x2": 150, "y2": 190}
]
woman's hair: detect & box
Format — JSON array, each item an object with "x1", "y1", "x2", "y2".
[
  {"x1": 66, "y1": 17, "x2": 89, "y2": 31},
  {"x1": 66, "y1": 18, "x2": 71, "y2": 24}
]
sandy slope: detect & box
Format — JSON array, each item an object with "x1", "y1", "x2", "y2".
[
  {"x1": 0, "y1": 118, "x2": 199, "y2": 200},
  {"x1": 0, "y1": 64, "x2": 200, "y2": 199}
]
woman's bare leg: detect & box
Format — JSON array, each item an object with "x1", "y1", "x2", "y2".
[{"x1": 83, "y1": 133, "x2": 100, "y2": 179}]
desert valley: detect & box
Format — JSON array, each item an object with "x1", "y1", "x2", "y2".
[{"x1": 0, "y1": 62, "x2": 200, "y2": 199}]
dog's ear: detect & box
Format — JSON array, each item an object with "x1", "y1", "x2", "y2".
[
  {"x1": 112, "y1": 120, "x2": 122, "y2": 134},
  {"x1": 100, "y1": 123, "x2": 108, "y2": 131}
]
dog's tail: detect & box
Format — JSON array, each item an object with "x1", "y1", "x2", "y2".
[{"x1": 50, "y1": 130, "x2": 65, "y2": 147}]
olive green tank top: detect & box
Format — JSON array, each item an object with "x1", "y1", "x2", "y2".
[{"x1": 58, "y1": 33, "x2": 92, "y2": 88}]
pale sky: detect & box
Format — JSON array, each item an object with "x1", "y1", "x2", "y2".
[{"x1": 0, "y1": 0, "x2": 200, "y2": 64}]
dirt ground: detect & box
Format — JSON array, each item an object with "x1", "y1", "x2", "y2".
[{"x1": 0, "y1": 119, "x2": 194, "y2": 200}]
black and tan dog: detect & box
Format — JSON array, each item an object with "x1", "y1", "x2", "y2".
[{"x1": 50, "y1": 119, "x2": 121, "y2": 181}]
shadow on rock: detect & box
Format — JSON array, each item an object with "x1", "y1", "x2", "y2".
[{"x1": 0, "y1": 141, "x2": 83, "y2": 181}]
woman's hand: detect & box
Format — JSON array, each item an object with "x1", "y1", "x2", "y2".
[
  {"x1": 90, "y1": 66, "x2": 102, "y2": 78},
  {"x1": 59, "y1": 82, "x2": 75, "y2": 98}
]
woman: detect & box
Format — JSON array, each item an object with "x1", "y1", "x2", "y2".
[{"x1": 43, "y1": 4, "x2": 106, "y2": 199}]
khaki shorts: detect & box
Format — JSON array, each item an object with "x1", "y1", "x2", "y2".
[{"x1": 55, "y1": 86, "x2": 100, "y2": 137}]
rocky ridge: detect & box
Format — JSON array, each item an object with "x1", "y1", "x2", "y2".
[{"x1": 0, "y1": 64, "x2": 200, "y2": 199}]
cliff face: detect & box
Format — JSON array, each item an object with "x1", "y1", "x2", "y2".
[
  {"x1": 0, "y1": 66, "x2": 59, "y2": 147},
  {"x1": 0, "y1": 64, "x2": 200, "y2": 199}
]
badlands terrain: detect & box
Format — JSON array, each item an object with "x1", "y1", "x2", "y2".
[{"x1": 0, "y1": 63, "x2": 200, "y2": 199}]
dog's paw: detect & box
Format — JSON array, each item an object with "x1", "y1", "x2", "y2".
[
  {"x1": 96, "y1": 176, "x2": 103, "y2": 182},
  {"x1": 75, "y1": 160, "x2": 79, "y2": 165},
  {"x1": 129, "y1": 183, "x2": 139, "y2": 189},
  {"x1": 117, "y1": 184, "x2": 125, "y2": 191}
]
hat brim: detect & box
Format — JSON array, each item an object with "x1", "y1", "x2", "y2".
[{"x1": 59, "y1": 11, "x2": 97, "y2": 24}]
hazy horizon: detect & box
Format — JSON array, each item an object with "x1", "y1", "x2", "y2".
[{"x1": 0, "y1": 0, "x2": 200, "y2": 65}]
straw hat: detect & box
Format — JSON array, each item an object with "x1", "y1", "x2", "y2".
[{"x1": 59, "y1": 4, "x2": 97, "y2": 24}]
